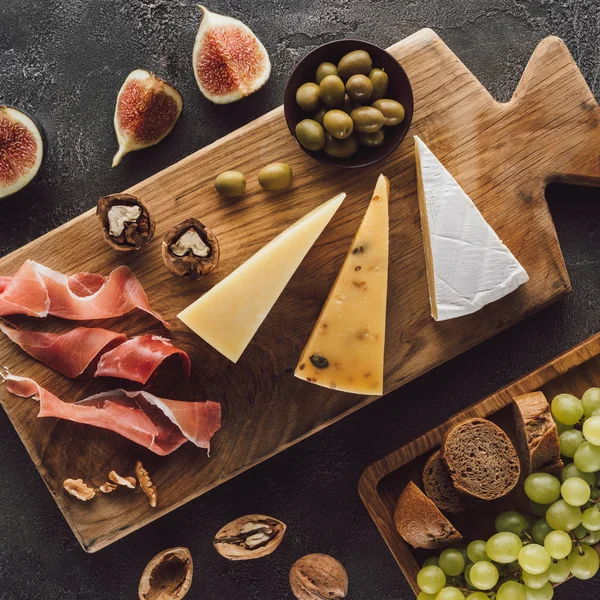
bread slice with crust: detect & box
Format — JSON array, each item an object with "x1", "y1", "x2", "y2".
[
  {"x1": 423, "y1": 450, "x2": 472, "y2": 514},
  {"x1": 441, "y1": 418, "x2": 521, "y2": 501},
  {"x1": 394, "y1": 481, "x2": 463, "y2": 549},
  {"x1": 513, "y1": 392, "x2": 562, "y2": 475}
]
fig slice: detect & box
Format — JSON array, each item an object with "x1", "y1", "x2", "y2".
[
  {"x1": 112, "y1": 69, "x2": 183, "y2": 167},
  {"x1": 192, "y1": 5, "x2": 271, "y2": 104},
  {"x1": 138, "y1": 547, "x2": 193, "y2": 600},
  {"x1": 0, "y1": 106, "x2": 44, "y2": 199}
]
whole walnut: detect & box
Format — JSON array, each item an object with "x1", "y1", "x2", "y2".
[{"x1": 289, "y1": 553, "x2": 348, "y2": 600}]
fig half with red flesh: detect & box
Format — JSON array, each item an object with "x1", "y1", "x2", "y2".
[
  {"x1": 112, "y1": 69, "x2": 183, "y2": 167},
  {"x1": 0, "y1": 106, "x2": 44, "y2": 199},
  {"x1": 192, "y1": 6, "x2": 271, "y2": 104}
]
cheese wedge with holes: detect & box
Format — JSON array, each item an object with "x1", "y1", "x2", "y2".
[
  {"x1": 414, "y1": 136, "x2": 529, "y2": 321},
  {"x1": 177, "y1": 194, "x2": 345, "y2": 363},
  {"x1": 294, "y1": 175, "x2": 389, "y2": 395}
]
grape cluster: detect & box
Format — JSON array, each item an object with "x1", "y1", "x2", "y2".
[{"x1": 415, "y1": 387, "x2": 600, "y2": 600}]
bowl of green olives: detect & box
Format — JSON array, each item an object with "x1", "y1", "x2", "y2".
[{"x1": 284, "y1": 39, "x2": 414, "y2": 168}]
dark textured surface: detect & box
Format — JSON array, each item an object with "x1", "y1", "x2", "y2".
[{"x1": 1, "y1": 1, "x2": 600, "y2": 599}]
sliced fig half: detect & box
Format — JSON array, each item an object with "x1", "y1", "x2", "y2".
[
  {"x1": 112, "y1": 69, "x2": 183, "y2": 167},
  {"x1": 0, "y1": 106, "x2": 44, "y2": 199},
  {"x1": 192, "y1": 6, "x2": 271, "y2": 104}
]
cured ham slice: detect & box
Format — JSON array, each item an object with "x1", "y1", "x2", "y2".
[
  {"x1": 95, "y1": 335, "x2": 191, "y2": 384},
  {"x1": 0, "y1": 323, "x2": 126, "y2": 378},
  {"x1": 2, "y1": 372, "x2": 221, "y2": 455},
  {"x1": 0, "y1": 260, "x2": 167, "y2": 326}
]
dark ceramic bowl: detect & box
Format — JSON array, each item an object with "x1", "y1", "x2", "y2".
[{"x1": 284, "y1": 39, "x2": 414, "y2": 169}]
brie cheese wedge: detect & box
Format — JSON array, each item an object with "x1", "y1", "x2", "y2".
[{"x1": 414, "y1": 135, "x2": 529, "y2": 321}]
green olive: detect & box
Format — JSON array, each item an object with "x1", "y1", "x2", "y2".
[
  {"x1": 313, "y1": 108, "x2": 327, "y2": 125},
  {"x1": 369, "y1": 68, "x2": 389, "y2": 101},
  {"x1": 346, "y1": 74, "x2": 373, "y2": 103},
  {"x1": 316, "y1": 62, "x2": 338, "y2": 84},
  {"x1": 350, "y1": 106, "x2": 384, "y2": 133},
  {"x1": 319, "y1": 75, "x2": 345, "y2": 108},
  {"x1": 372, "y1": 99, "x2": 405, "y2": 126},
  {"x1": 295, "y1": 119, "x2": 326, "y2": 151},
  {"x1": 215, "y1": 170, "x2": 246, "y2": 198},
  {"x1": 337, "y1": 50, "x2": 372, "y2": 79},
  {"x1": 322, "y1": 109, "x2": 354, "y2": 140},
  {"x1": 358, "y1": 130, "x2": 385, "y2": 147},
  {"x1": 258, "y1": 162, "x2": 293, "y2": 191},
  {"x1": 296, "y1": 82, "x2": 321, "y2": 112},
  {"x1": 342, "y1": 94, "x2": 356, "y2": 114},
  {"x1": 324, "y1": 134, "x2": 358, "y2": 159}
]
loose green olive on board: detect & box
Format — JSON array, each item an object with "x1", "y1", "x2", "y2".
[
  {"x1": 295, "y1": 119, "x2": 326, "y2": 151},
  {"x1": 258, "y1": 163, "x2": 293, "y2": 191},
  {"x1": 215, "y1": 170, "x2": 246, "y2": 198},
  {"x1": 337, "y1": 50, "x2": 372, "y2": 79},
  {"x1": 319, "y1": 75, "x2": 345, "y2": 108},
  {"x1": 350, "y1": 106, "x2": 385, "y2": 133},
  {"x1": 369, "y1": 68, "x2": 389, "y2": 101},
  {"x1": 358, "y1": 129, "x2": 385, "y2": 147},
  {"x1": 323, "y1": 109, "x2": 354, "y2": 140},
  {"x1": 313, "y1": 108, "x2": 327, "y2": 125},
  {"x1": 296, "y1": 82, "x2": 321, "y2": 112},
  {"x1": 346, "y1": 74, "x2": 373, "y2": 103},
  {"x1": 315, "y1": 62, "x2": 338, "y2": 84},
  {"x1": 371, "y1": 99, "x2": 405, "y2": 126},
  {"x1": 324, "y1": 134, "x2": 358, "y2": 158}
]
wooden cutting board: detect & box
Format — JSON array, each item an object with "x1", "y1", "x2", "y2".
[{"x1": 0, "y1": 28, "x2": 597, "y2": 552}]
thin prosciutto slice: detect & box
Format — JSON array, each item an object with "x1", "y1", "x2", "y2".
[
  {"x1": 0, "y1": 260, "x2": 167, "y2": 326},
  {"x1": 95, "y1": 335, "x2": 191, "y2": 384},
  {"x1": 2, "y1": 373, "x2": 221, "y2": 456}
]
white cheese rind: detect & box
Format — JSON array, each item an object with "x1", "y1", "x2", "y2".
[{"x1": 414, "y1": 136, "x2": 529, "y2": 321}]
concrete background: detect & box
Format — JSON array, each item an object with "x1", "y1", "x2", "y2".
[{"x1": 2, "y1": 1, "x2": 600, "y2": 598}]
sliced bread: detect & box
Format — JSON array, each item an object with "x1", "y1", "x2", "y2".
[
  {"x1": 441, "y1": 418, "x2": 521, "y2": 501},
  {"x1": 394, "y1": 481, "x2": 463, "y2": 549},
  {"x1": 423, "y1": 450, "x2": 472, "y2": 514},
  {"x1": 513, "y1": 392, "x2": 562, "y2": 475}
]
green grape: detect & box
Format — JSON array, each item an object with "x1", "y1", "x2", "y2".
[
  {"x1": 495, "y1": 511, "x2": 529, "y2": 536},
  {"x1": 582, "y1": 387, "x2": 600, "y2": 417},
  {"x1": 543, "y1": 530, "x2": 572, "y2": 559},
  {"x1": 548, "y1": 558, "x2": 570, "y2": 583},
  {"x1": 581, "y1": 529, "x2": 600, "y2": 545},
  {"x1": 524, "y1": 473, "x2": 561, "y2": 504},
  {"x1": 559, "y1": 429, "x2": 585, "y2": 457},
  {"x1": 582, "y1": 505, "x2": 600, "y2": 531},
  {"x1": 583, "y1": 415, "x2": 600, "y2": 445},
  {"x1": 435, "y1": 587, "x2": 464, "y2": 600},
  {"x1": 532, "y1": 519, "x2": 553, "y2": 545},
  {"x1": 545, "y1": 499, "x2": 582, "y2": 531},
  {"x1": 518, "y1": 543, "x2": 552, "y2": 575},
  {"x1": 417, "y1": 566, "x2": 446, "y2": 594},
  {"x1": 593, "y1": 407, "x2": 600, "y2": 417},
  {"x1": 572, "y1": 524, "x2": 589, "y2": 540},
  {"x1": 574, "y1": 441, "x2": 600, "y2": 472},
  {"x1": 454, "y1": 545, "x2": 470, "y2": 565},
  {"x1": 486, "y1": 532, "x2": 523, "y2": 563},
  {"x1": 567, "y1": 544, "x2": 600, "y2": 580},
  {"x1": 497, "y1": 580, "x2": 526, "y2": 600},
  {"x1": 521, "y1": 569, "x2": 549, "y2": 589},
  {"x1": 524, "y1": 581, "x2": 554, "y2": 600},
  {"x1": 551, "y1": 393, "x2": 584, "y2": 425},
  {"x1": 561, "y1": 463, "x2": 596, "y2": 486},
  {"x1": 561, "y1": 477, "x2": 591, "y2": 506},
  {"x1": 469, "y1": 561, "x2": 498, "y2": 590},
  {"x1": 529, "y1": 500, "x2": 551, "y2": 518},
  {"x1": 438, "y1": 548, "x2": 465, "y2": 577},
  {"x1": 465, "y1": 594, "x2": 488, "y2": 600},
  {"x1": 463, "y1": 563, "x2": 473, "y2": 588},
  {"x1": 467, "y1": 540, "x2": 488, "y2": 563},
  {"x1": 417, "y1": 593, "x2": 437, "y2": 600},
  {"x1": 556, "y1": 422, "x2": 573, "y2": 434},
  {"x1": 423, "y1": 556, "x2": 440, "y2": 568}
]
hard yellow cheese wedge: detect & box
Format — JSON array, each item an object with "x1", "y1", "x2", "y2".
[
  {"x1": 294, "y1": 175, "x2": 389, "y2": 395},
  {"x1": 178, "y1": 193, "x2": 345, "y2": 363}
]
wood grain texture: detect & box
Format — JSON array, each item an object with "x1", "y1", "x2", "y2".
[
  {"x1": 359, "y1": 332, "x2": 600, "y2": 595},
  {"x1": 0, "y1": 29, "x2": 597, "y2": 552}
]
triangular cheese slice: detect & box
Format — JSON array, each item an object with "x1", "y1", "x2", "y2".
[
  {"x1": 178, "y1": 194, "x2": 345, "y2": 363},
  {"x1": 295, "y1": 175, "x2": 389, "y2": 395},
  {"x1": 414, "y1": 136, "x2": 529, "y2": 321}
]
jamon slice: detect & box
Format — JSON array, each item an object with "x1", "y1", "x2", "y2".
[
  {"x1": 95, "y1": 335, "x2": 191, "y2": 384},
  {"x1": 1, "y1": 373, "x2": 221, "y2": 455},
  {"x1": 0, "y1": 261, "x2": 49, "y2": 317}
]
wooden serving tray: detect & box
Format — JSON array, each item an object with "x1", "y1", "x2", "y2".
[
  {"x1": 0, "y1": 28, "x2": 598, "y2": 552},
  {"x1": 359, "y1": 332, "x2": 600, "y2": 595}
]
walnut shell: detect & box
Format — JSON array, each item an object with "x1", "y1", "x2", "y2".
[
  {"x1": 162, "y1": 218, "x2": 220, "y2": 279},
  {"x1": 138, "y1": 547, "x2": 193, "y2": 600},
  {"x1": 289, "y1": 554, "x2": 348, "y2": 600},
  {"x1": 97, "y1": 193, "x2": 155, "y2": 251}
]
